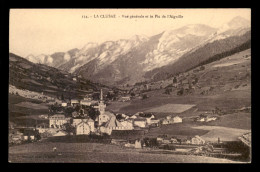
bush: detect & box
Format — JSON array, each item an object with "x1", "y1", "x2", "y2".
[
  {"x1": 164, "y1": 88, "x2": 172, "y2": 95},
  {"x1": 142, "y1": 94, "x2": 148, "y2": 99},
  {"x1": 173, "y1": 77, "x2": 177, "y2": 84},
  {"x1": 234, "y1": 85, "x2": 240, "y2": 89},
  {"x1": 130, "y1": 93, "x2": 135, "y2": 97},
  {"x1": 177, "y1": 88, "x2": 184, "y2": 96}
]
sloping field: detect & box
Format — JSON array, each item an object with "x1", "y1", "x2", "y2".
[
  {"x1": 9, "y1": 56, "x2": 18, "y2": 62},
  {"x1": 205, "y1": 112, "x2": 251, "y2": 130},
  {"x1": 19, "y1": 62, "x2": 32, "y2": 69},
  {"x1": 117, "y1": 89, "x2": 250, "y2": 115},
  {"x1": 213, "y1": 61, "x2": 244, "y2": 68},
  {"x1": 9, "y1": 142, "x2": 238, "y2": 163},
  {"x1": 145, "y1": 104, "x2": 196, "y2": 113},
  {"x1": 15, "y1": 102, "x2": 48, "y2": 110},
  {"x1": 145, "y1": 123, "x2": 209, "y2": 138},
  {"x1": 44, "y1": 89, "x2": 57, "y2": 93},
  {"x1": 106, "y1": 102, "x2": 131, "y2": 113},
  {"x1": 21, "y1": 79, "x2": 42, "y2": 86},
  {"x1": 212, "y1": 49, "x2": 250, "y2": 68},
  {"x1": 192, "y1": 126, "x2": 250, "y2": 142}
]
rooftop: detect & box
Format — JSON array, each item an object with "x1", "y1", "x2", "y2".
[{"x1": 50, "y1": 114, "x2": 65, "y2": 118}]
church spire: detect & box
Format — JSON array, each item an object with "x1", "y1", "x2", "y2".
[{"x1": 100, "y1": 89, "x2": 103, "y2": 101}]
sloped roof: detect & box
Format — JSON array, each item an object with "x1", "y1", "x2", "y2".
[
  {"x1": 80, "y1": 100, "x2": 91, "y2": 103},
  {"x1": 71, "y1": 99, "x2": 79, "y2": 103},
  {"x1": 53, "y1": 130, "x2": 68, "y2": 135},
  {"x1": 105, "y1": 116, "x2": 123, "y2": 128},
  {"x1": 86, "y1": 118, "x2": 94, "y2": 123},
  {"x1": 173, "y1": 116, "x2": 182, "y2": 119},
  {"x1": 74, "y1": 117, "x2": 94, "y2": 123},
  {"x1": 50, "y1": 114, "x2": 65, "y2": 118},
  {"x1": 76, "y1": 121, "x2": 90, "y2": 127},
  {"x1": 238, "y1": 132, "x2": 251, "y2": 147},
  {"x1": 103, "y1": 111, "x2": 115, "y2": 118}
]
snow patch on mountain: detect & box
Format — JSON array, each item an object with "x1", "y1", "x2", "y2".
[
  {"x1": 208, "y1": 17, "x2": 250, "y2": 43},
  {"x1": 80, "y1": 42, "x2": 98, "y2": 53},
  {"x1": 70, "y1": 63, "x2": 85, "y2": 73},
  {"x1": 64, "y1": 53, "x2": 71, "y2": 61},
  {"x1": 46, "y1": 56, "x2": 53, "y2": 64},
  {"x1": 26, "y1": 55, "x2": 38, "y2": 63}
]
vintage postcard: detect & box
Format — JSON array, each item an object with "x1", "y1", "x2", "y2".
[{"x1": 9, "y1": 8, "x2": 251, "y2": 163}]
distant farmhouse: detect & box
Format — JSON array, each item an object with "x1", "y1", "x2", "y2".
[
  {"x1": 49, "y1": 114, "x2": 70, "y2": 128},
  {"x1": 162, "y1": 115, "x2": 182, "y2": 125}
]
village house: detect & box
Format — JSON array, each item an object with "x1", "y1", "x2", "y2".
[
  {"x1": 72, "y1": 117, "x2": 95, "y2": 132},
  {"x1": 120, "y1": 120, "x2": 134, "y2": 129},
  {"x1": 205, "y1": 116, "x2": 217, "y2": 122},
  {"x1": 80, "y1": 100, "x2": 92, "y2": 106},
  {"x1": 149, "y1": 118, "x2": 160, "y2": 126},
  {"x1": 162, "y1": 138, "x2": 171, "y2": 144},
  {"x1": 116, "y1": 113, "x2": 129, "y2": 121},
  {"x1": 162, "y1": 115, "x2": 182, "y2": 125},
  {"x1": 133, "y1": 112, "x2": 156, "y2": 124},
  {"x1": 83, "y1": 96, "x2": 92, "y2": 101},
  {"x1": 133, "y1": 118, "x2": 147, "y2": 128},
  {"x1": 100, "y1": 114, "x2": 134, "y2": 135},
  {"x1": 119, "y1": 96, "x2": 131, "y2": 102},
  {"x1": 129, "y1": 114, "x2": 138, "y2": 119},
  {"x1": 195, "y1": 114, "x2": 217, "y2": 122},
  {"x1": 156, "y1": 135, "x2": 168, "y2": 143},
  {"x1": 196, "y1": 117, "x2": 205, "y2": 122},
  {"x1": 36, "y1": 123, "x2": 49, "y2": 133},
  {"x1": 76, "y1": 121, "x2": 92, "y2": 135},
  {"x1": 191, "y1": 135, "x2": 206, "y2": 145},
  {"x1": 39, "y1": 114, "x2": 48, "y2": 119},
  {"x1": 238, "y1": 132, "x2": 251, "y2": 149},
  {"x1": 23, "y1": 129, "x2": 38, "y2": 141},
  {"x1": 144, "y1": 115, "x2": 153, "y2": 124},
  {"x1": 53, "y1": 130, "x2": 68, "y2": 137},
  {"x1": 170, "y1": 137, "x2": 179, "y2": 144},
  {"x1": 173, "y1": 116, "x2": 182, "y2": 123},
  {"x1": 49, "y1": 114, "x2": 70, "y2": 128},
  {"x1": 135, "y1": 139, "x2": 142, "y2": 149},
  {"x1": 71, "y1": 99, "x2": 80, "y2": 106},
  {"x1": 61, "y1": 102, "x2": 67, "y2": 107}
]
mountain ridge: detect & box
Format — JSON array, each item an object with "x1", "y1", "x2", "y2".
[{"x1": 19, "y1": 16, "x2": 250, "y2": 86}]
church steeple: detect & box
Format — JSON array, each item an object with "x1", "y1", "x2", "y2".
[
  {"x1": 100, "y1": 89, "x2": 103, "y2": 101},
  {"x1": 93, "y1": 89, "x2": 106, "y2": 116}
]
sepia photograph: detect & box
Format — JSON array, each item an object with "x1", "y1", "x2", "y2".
[{"x1": 8, "y1": 8, "x2": 251, "y2": 163}]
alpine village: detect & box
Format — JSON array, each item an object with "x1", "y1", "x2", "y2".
[{"x1": 9, "y1": 14, "x2": 251, "y2": 163}]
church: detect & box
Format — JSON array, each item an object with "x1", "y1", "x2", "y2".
[
  {"x1": 94, "y1": 89, "x2": 134, "y2": 135},
  {"x1": 94, "y1": 89, "x2": 110, "y2": 126}
]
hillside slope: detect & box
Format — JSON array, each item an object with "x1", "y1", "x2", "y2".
[
  {"x1": 145, "y1": 30, "x2": 251, "y2": 81},
  {"x1": 9, "y1": 53, "x2": 101, "y2": 99}
]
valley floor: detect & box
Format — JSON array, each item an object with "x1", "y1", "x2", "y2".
[{"x1": 9, "y1": 142, "x2": 240, "y2": 163}]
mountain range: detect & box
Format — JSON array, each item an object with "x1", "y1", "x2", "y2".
[{"x1": 22, "y1": 16, "x2": 251, "y2": 86}]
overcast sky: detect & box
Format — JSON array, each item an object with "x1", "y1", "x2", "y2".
[{"x1": 9, "y1": 8, "x2": 251, "y2": 57}]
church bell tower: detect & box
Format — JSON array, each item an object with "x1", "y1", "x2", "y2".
[{"x1": 98, "y1": 89, "x2": 106, "y2": 115}]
